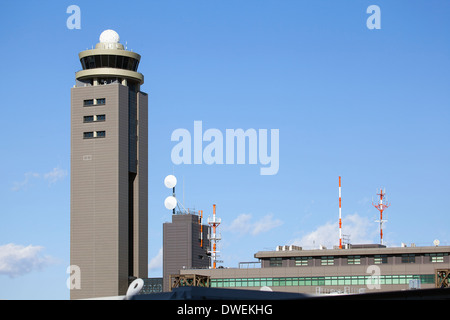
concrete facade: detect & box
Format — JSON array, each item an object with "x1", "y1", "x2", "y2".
[
  {"x1": 70, "y1": 30, "x2": 148, "y2": 299},
  {"x1": 163, "y1": 213, "x2": 210, "y2": 292},
  {"x1": 180, "y1": 244, "x2": 450, "y2": 295}
]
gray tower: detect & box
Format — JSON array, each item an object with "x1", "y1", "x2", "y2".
[
  {"x1": 163, "y1": 213, "x2": 211, "y2": 291},
  {"x1": 70, "y1": 30, "x2": 148, "y2": 299}
]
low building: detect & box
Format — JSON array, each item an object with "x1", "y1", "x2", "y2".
[{"x1": 179, "y1": 244, "x2": 450, "y2": 295}]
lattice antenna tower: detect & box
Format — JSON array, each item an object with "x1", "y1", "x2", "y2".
[
  {"x1": 207, "y1": 204, "x2": 222, "y2": 269},
  {"x1": 372, "y1": 187, "x2": 390, "y2": 245}
]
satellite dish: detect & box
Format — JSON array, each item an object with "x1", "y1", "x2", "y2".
[
  {"x1": 164, "y1": 196, "x2": 177, "y2": 210},
  {"x1": 164, "y1": 175, "x2": 177, "y2": 189},
  {"x1": 433, "y1": 239, "x2": 440, "y2": 246},
  {"x1": 126, "y1": 278, "x2": 144, "y2": 299}
]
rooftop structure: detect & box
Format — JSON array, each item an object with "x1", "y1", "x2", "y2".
[{"x1": 163, "y1": 212, "x2": 211, "y2": 292}]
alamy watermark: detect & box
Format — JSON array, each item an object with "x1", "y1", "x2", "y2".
[
  {"x1": 367, "y1": 5, "x2": 381, "y2": 30},
  {"x1": 171, "y1": 121, "x2": 279, "y2": 175},
  {"x1": 366, "y1": 265, "x2": 381, "y2": 290},
  {"x1": 66, "y1": 5, "x2": 81, "y2": 30},
  {"x1": 66, "y1": 265, "x2": 81, "y2": 290}
]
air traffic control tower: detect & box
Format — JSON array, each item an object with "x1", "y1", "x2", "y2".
[{"x1": 70, "y1": 30, "x2": 148, "y2": 299}]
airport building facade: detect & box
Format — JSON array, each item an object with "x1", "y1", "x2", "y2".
[{"x1": 179, "y1": 244, "x2": 450, "y2": 295}]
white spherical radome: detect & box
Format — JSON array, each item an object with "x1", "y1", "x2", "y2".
[{"x1": 99, "y1": 29, "x2": 120, "y2": 43}]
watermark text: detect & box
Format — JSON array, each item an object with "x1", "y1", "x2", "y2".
[{"x1": 171, "y1": 121, "x2": 279, "y2": 175}]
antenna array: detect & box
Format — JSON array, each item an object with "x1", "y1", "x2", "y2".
[
  {"x1": 208, "y1": 204, "x2": 222, "y2": 269},
  {"x1": 372, "y1": 188, "x2": 390, "y2": 245}
]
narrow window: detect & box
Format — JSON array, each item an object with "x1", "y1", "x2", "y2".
[
  {"x1": 430, "y1": 253, "x2": 444, "y2": 263},
  {"x1": 101, "y1": 55, "x2": 108, "y2": 68},
  {"x1": 83, "y1": 99, "x2": 94, "y2": 106},
  {"x1": 294, "y1": 257, "x2": 311, "y2": 266},
  {"x1": 107, "y1": 55, "x2": 116, "y2": 68},
  {"x1": 83, "y1": 115, "x2": 94, "y2": 123},
  {"x1": 94, "y1": 55, "x2": 101, "y2": 68},
  {"x1": 83, "y1": 132, "x2": 94, "y2": 139},
  {"x1": 122, "y1": 57, "x2": 129, "y2": 69},
  {"x1": 269, "y1": 258, "x2": 282, "y2": 267},
  {"x1": 374, "y1": 255, "x2": 388, "y2": 264},
  {"x1": 116, "y1": 55, "x2": 123, "y2": 69},
  {"x1": 96, "y1": 131, "x2": 106, "y2": 138},
  {"x1": 348, "y1": 256, "x2": 361, "y2": 265},
  {"x1": 321, "y1": 256, "x2": 334, "y2": 266},
  {"x1": 87, "y1": 56, "x2": 95, "y2": 69},
  {"x1": 401, "y1": 254, "x2": 415, "y2": 263}
]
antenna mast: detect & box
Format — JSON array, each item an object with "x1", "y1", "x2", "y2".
[
  {"x1": 339, "y1": 176, "x2": 342, "y2": 249},
  {"x1": 199, "y1": 210, "x2": 203, "y2": 248},
  {"x1": 372, "y1": 188, "x2": 390, "y2": 245},
  {"x1": 208, "y1": 204, "x2": 222, "y2": 269}
]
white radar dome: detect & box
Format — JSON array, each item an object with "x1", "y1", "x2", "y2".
[
  {"x1": 164, "y1": 175, "x2": 177, "y2": 189},
  {"x1": 99, "y1": 29, "x2": 120, "y2": 43},
  {"x1": 164, "y1": 196, "x2": 177, "y2": 210}
]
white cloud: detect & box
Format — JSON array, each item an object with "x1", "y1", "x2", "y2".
[
  {"x1": 226, "y1": 213, "x2": 283, "y2": 236},
  {"x1": 288, "y1": 213, "x2": 375, "y2": 249},
  {"x1": 148, "y1": 247, "x2": 163, "y2": 272},
  {"x1": 11, "y1": 172, "x2": 40, "y2": 191},
  {"x1": 44, "y1": 167, "x2": 68, "y2": 184},
  {"x1": 227, "y1": 213, "x2": 252, "y2": 234},
  {"x1": 12, "y1": 167, "x2": 67, "y2": 191},
  {"x1": 0, "y1": 243, "x2": 54, "y2": 278},
  {"x1": 252, "y1": 214, "x2": 284, "y2": 235}
]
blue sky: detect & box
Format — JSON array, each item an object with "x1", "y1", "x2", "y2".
[{"x1": 0, "y1": 0, "x2": 449, "y2": 299}]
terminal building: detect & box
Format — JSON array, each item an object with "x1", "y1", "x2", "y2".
[
  {"x1": 159, "y1": 196, "x2": 450, "y2": 296},
  {"x1": 176, "y1": 243, "x2": 450, "y2": 295},
  {"x1": 166, "y1": 178, "x2": 450, "y2": 296}
]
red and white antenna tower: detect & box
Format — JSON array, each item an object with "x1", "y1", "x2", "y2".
[
  {"x1": 372, "y1": 188, "x2": 390, "y2": 245},
  {"x1": 199, "y1": 210, "x2": 204, "y2": 248},
  {"x1": 208, "y1": 204, "x2": 222, "y2": 269},
  {"x1": 339, "y1": 176, "x2": 343, "y2": 249}
]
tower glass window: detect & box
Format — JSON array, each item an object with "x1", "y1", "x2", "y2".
[
  {"x1": 80, "y1": 55, "x2": 139, "y2": 71},
  {"x1": 83, "y1": 116, "x2": 94, "y2": 123},
  {"x1": 83, "y1": 132, "x2": 94, "y2": 139}
]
